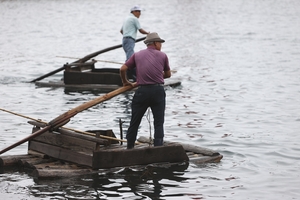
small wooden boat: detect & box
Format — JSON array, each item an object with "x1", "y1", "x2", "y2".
[
  {"x1": 35, "y1": 61, "x2": 181, "y2": 92},
  {"x1": 0, "y1": 120, "x2": 223, "y2": 179}
]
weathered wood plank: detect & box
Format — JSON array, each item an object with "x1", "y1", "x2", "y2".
[
  {"x1": 23, "y1": 158, "x2": 57, "y2": 169},
  {"x1": 18, "y1": 157, "x2": 43, "y2": 167},
  {"x1": 29, "y1": 141, "x2": 93, "y2": 167},
  {"x1": 32, "y1": 131, "x2": 97, "y2": 153},
  {"x1": 176, "y1": 143, "x2": 220, "y2": 156},
  {"x1": 92, "y1": 144, "x2": 189, "y2": 169},
  {"x1": 28, "y1": 121, "x2": 112, "y2": 145},
  {"x1": 64, "y1": 71, "x2": 123, "y2": 85}
]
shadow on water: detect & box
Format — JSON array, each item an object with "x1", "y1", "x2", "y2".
[{"x1": 28, "y1": 162, "x2": 189, "y2": 199}]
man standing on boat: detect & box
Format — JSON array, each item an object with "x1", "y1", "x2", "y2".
[
  {"x1": 120, "y1": 32, "x2": 171, "y2": 149},
  {"x1": 120, "y1": 5, "x2": 149, "y2": 81}
]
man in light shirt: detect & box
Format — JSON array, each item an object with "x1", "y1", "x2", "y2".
[{"x1": 120, "y1": 5, "x2": 149, "y2": 81}]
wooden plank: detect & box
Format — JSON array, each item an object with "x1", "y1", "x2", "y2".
[
  {"x1": 32, "y1": 131, "x2": 97, "y2": 153},
  {"x1": 28, "y1": 121, "x2": 110, "y2": 145},
  {"x1": 58, "y1": 129, "x2": 111, "y2": 145},
  {"x1": 29, "y1": 141, "x2": 93, "y2": 167},
  {"x1": 93, "y1": 68, "x2": 120, "y2": 73},
  {"x1": 23, "y1": 158, "x2": 57, "y2": 169},
  {"x1": 64, "y1": 71, "x2": 122, "y2": 85},
  {"x1": 28, "y1": 149, "x2": 47, "y2": 157},
  {"x1": 64, "y1": 61, "x2": 96, "y2": 70},
  {"x1": 177, "y1": 143, "x2": 220, "y2": 156},
  {"x1": 92, "y1": 144, "x2": 189, "y2": 169}
]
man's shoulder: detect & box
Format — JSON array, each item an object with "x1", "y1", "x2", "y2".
[
  {"x1": 136, "y1": 48, "x2": 168, "y2": 58},
  {"x1": 124, "y1": 15, "x2": 138, "y2": 25},
  {"x1": 126, "y1": 14, "x2": 137, "y2": 20},
  {"x1": 150, "y1": 48, "x2": 168, "y2": 56},
  {"x1": 135, "y1": 48, "x2": 148, "y2": 54}
]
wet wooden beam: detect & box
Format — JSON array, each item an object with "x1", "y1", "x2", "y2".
[
  {"x1": 92, "y1": 143, "x2": 189, "y2": 169},
  {"x1": 29, "y1": 141, "x2": 93, "y2": 167}
]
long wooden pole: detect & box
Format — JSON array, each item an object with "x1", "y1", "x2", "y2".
[
  {"x1": 56, "y1": 56, "x2": 123, "y2": 65},
  {"x1": 0, "y1": 85, "x2": 135, "y2": 155},
  {"x1": 0, "y1": 107, "x2": 126, "y2": 142},
  {"x1": 30, "y1": 37, "x2": 146, "y2": 83}
]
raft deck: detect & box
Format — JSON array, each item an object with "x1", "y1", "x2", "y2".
[{"x1": 0, "y1": 121, "x2": 223, "y2": 179}]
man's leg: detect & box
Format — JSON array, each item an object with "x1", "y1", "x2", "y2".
[
  {"x1": 150, "y1": 87, "x2": 166, "y2": 146},
  {"x1": 122, "y1": 38, "x2": 135, "y2": 59},
  {"x1": 126, "y1": 89, "x2": 149, "y2": 148}
]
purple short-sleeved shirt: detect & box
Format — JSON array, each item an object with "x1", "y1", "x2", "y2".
[{"x1": 125, "y1": 46, "x2": 170, "y2": 85}]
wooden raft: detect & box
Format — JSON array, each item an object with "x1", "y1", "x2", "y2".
[
  {"x1": 27, "y1": 121, "x2": 188, "y2": 168},
  {"x1": 0, "y1": 121, "x2": 222, "y2": 179}
]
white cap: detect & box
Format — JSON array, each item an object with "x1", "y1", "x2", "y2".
[{"x1": 130, "y1": 5, "x2": 142, "y2": 12}]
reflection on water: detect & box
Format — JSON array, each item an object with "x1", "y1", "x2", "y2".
[
  {"x1": 1, "y1": 0, "x2": 300, "y2": 199},
  {"x1": 28, "y1": 163, "x2": 189, "y2": 199}
]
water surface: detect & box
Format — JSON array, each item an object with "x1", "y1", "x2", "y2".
[{"x1": 1, "y1": 0, "x2": 300, "y2": 199}]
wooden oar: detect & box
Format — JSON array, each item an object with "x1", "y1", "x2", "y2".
[
  {"x1": 0, "y1": 84, "x2": 135, "y2": 155},
  {"x1": 57, "y1": 56, "x2": 177, "y2": 73},
  {"x1": 29, "y1": 36, "x2": 146, "y2": 83},
  {"x1": 56, "y1": 56, "x2": 123, "y2": 65}
]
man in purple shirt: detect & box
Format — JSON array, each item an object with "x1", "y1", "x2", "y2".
[{"x1": 120, "y1": 32, "x2": 171, "y2": 149}]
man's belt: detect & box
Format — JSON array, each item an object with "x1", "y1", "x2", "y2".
[
  {"x1": 139, "y1": 84, "x2": 164, "y2": 87},
  {"x1": 123, "y1": 36, "x2": 135, "y2": 40}
]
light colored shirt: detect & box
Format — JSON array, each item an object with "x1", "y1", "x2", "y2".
[
  {"x1": 125, "y1": 46, "x2": 170, "y2": 85},
  {"x1": 121, "y1": 13, "x2": 141, "y2": 39}
]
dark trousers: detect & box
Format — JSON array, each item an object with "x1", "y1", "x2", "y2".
[{"x1": 126, "y1": 85, "x2": 166, "y2": 148}]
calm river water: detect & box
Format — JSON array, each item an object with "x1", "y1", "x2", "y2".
[{"x1": 1, "y1": 0, "x2": 300, "y2": 199}]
